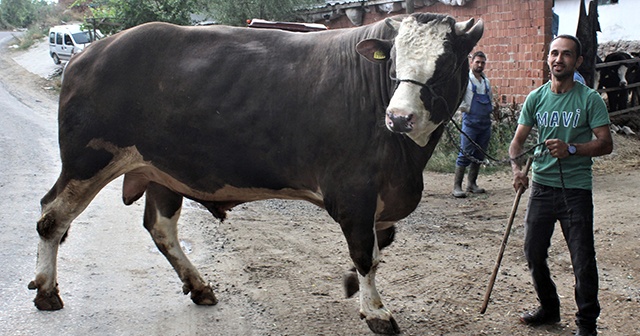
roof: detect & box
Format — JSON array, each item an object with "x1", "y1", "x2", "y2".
[
  {"x1": 247, "y1": 19, "x2": 328, "y2": 32},
  {"x1": 302, "y1": 0, "x2": 472, "y2": 25}
]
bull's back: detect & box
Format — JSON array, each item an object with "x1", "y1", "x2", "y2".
[{"x1": 58, "y1": 22, "x2": 394, "y2": 192}]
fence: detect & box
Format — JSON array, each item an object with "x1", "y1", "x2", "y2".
[{"x1": 595, "y1": 57, "x2": 640, "y2": 117}]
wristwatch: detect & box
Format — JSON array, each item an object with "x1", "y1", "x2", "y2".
[{"x1": 567, "y1": 144, "x2": 577, "y2": 155}]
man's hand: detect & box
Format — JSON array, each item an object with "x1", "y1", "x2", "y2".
[
  {"x1": 544, "y1": 138, "x2": 571, "y2": 158},
  {"x1": 512, "y1": 170, "x2": 529, "y2": 192}
]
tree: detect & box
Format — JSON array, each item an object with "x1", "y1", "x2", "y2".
[
  {"x1": 73, "y1": 0, "x2": 323, "y2": 35},
  {"x1": 1, "y1": 0, "x2": 36, "y2": 27},
  {"x1": 206, "y1": 0, "x2": 325, "y2": 26},
  {"x1": 74, "y1": 0, "x2": 199, "y2": 33},
  {"x1": 109, "y1": 0, "x2": 195, "y2": 28}
]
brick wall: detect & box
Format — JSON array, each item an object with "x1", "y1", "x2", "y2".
[{"x1": 323, "y1": 0, "x2": 554, "y2": 105}]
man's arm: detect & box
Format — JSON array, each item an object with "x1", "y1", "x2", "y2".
[
  {"x1": 543, "y1": 124, "x2": 613, "y2": 159},
  {"x1": 458, "y1": 82, "x2": 473, "y2": 113},
  {"x1": 509, "y1": 124, "x2": 533, "y2": 192}
]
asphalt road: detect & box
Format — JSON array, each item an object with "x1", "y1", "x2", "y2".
[{"x1": 0, "y1": 32, "x2": 268, "y2": 336}]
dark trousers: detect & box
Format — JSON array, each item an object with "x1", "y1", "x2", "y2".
[
  {"x1": 455, "y1": 123, "x2": 491, "y2": 167},
  {"x1": 524, "y1": 182, "x2": 600, "y2": 328}
]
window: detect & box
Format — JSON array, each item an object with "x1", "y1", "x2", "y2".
[
  {"x1": 49, "y1": 32, "x2": 55, "y2": 44},
  {"x1": 64, "y1": 34, "x2": 73, "y2": 46},
  {"x1": 55, "y1": 33, "x2": 62, "y2": 45},
  {"x1": 72, "y1": 31, "x2": 92, "y2": 44},
  {"x1": 598, "y1": 0, "x2": 619, "y2": 5}
]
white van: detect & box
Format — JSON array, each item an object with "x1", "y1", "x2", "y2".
[{"x1": 48, "y1": 25, "x2": 101, "y2": 64}]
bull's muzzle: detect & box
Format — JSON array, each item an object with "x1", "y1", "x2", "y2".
[{"x1": 385, "y1": 110, "x2": 415, "y2": 133}]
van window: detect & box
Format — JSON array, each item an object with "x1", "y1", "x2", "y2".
[
  {"x1": 72, "y1": 31, "x2": 92, "y2": 44},
  {"x1": 56, "y1": 33, "x2": 62, "y2": 45},
  {"x1": 64, "y1": 34, "x2": 74, "y2": 46},
  {"x1": 49, "y1": 32, "x2": 55, "y2": 44}
]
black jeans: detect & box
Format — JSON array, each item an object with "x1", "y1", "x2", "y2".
[{"x1": 524, "y1": 182, "x2": 600, "y2": 328}]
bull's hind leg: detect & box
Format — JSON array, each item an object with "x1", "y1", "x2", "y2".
[
  {"x1": 29, "y1": 172, "x2": 115, "y2": 310},
  {"x1": 143, "y1": 182, "x2": 217, "y2": 305}
]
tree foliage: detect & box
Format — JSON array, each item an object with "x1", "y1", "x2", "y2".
[
  {"x1": 0, "y1": 0, "x2": 50, "y2": 28},
  {"x1": 74, "y1": 0, "x2": 200, "y2": 34},
  {"x1": 205, "y1": 0, "x2": 325, "y2": 26},
  {"x1": 71, "y1": 0, "x2": 324, "y2": 34}
]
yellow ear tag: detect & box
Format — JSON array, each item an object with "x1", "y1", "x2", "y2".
[{"x1": 373, "y1": 50, "x2": 386, "y2": 60}]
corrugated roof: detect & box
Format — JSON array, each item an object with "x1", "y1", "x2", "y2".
[{"x1": 307, "y1": 0, "x2": 406, "y2": 10}]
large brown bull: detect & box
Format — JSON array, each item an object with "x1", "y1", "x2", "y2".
[{"x1": 30, "y1": 13, "x2": 483, "y2": 334}]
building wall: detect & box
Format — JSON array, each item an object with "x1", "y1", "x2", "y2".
[
  {"x1": 555, "y1": 0, "x2": 640, "y2": 42},
  {"x1": 320, "y1": 0, "x2": 554, "y2": 105}
]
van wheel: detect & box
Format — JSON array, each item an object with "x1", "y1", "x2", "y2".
[{"x1": 52, "y1": 54, "x2": 61, "y2": 65}]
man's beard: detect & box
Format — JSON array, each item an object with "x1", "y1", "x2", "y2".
[{"x1": 553, "y1": 69, "x2": 572, "y2": 80}]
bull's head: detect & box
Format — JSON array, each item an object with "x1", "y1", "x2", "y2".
[{"x1": 357, "y1": 13, "x2": 484, "y2": 146}]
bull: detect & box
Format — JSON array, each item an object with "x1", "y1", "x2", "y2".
[
  {"x1": 598, "y1": 51, "x2": 639, "y2": 112},
  {"x1": 29, "y1": 13, "x2": 483, "y2": 334}
]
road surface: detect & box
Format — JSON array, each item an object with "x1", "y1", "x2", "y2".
[{"x1": 0, "y1": 31, "x2": 274, "y2": 336}]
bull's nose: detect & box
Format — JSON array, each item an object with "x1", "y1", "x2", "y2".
[{"x1": 386, "y1": 110, "x2": 414, "y2": 133}]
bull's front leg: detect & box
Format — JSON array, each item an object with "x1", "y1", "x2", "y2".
[
  {"x1": 343, "y1": 225, "x2": 396, "y2": 298},
  {"x1": 331, "y1": 195, "x2": 400, "y2": 335},
  {"x1": 356, "y1": 243, "x2": 400, "y2": 335}
]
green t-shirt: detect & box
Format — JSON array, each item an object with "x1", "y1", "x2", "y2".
[{"x1": 518, "y1": 81, "x2": 610, "y2": 190}]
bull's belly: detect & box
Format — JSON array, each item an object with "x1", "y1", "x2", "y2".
[
  {"x1": 123, "y1": 165, "x2": 325, "y2": 206},
  {"x1": 87, "y1": 139, "x2": 411, "y2": 224}
]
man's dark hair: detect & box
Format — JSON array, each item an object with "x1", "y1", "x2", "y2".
[
  {"x1": 551, "y1": 34, "x2": 583, "y2": 58},
  {"x1": 471, "y1": 51, "x2": 486, "y2": 60}
]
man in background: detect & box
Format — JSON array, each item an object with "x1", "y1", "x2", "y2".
[{"x1": 453, "y1": 51, "x2": 493, "y2": 198}]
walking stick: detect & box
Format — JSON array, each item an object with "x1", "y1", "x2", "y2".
[{"x1": 480, "y1": 157, "x2": 533, "y2": 314}]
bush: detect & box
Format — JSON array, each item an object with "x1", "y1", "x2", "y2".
[
  {"x1": 425, "y1": 97, "x2": 521, "y2": 173},
  {"x1": 14, "y1": 28, "x2": 39, "y2": 49}
]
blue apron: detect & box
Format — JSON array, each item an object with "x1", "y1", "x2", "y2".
[
  {"x1": 462, "y1": 80, "x2": 492, "y2": 129},
  {"x1": 457, "y1": 78, "x2": 492, "y2": 166}
]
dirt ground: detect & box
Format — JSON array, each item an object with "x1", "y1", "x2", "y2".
[{"x1": 2, "y1": 38, "x2": 639, "y2": 336}]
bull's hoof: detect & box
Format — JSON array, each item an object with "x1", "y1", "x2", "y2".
[
  {"x1": 30, "y1": 283, "x2": 64, "y2": 311},
  {"x1": 190, "y1": 285, "x2": 218, "y2": 306},
  {"x1": 362, "y1": 315, "x2": 401, "y2": 335},
  {"x1": 342, "y1": 270, "x2": 359, "y2": 298}
]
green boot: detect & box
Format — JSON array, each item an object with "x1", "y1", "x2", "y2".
[
  {"x1": 452, "y1": 165, "x2": 467, "y2": 198},
  {"x1": 466, "y1": 162, "x2": 486, "y2": 194}
]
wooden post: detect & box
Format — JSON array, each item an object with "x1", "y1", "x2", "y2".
[{"x1": 406, "y1": 0, "x2": 415, "y2": 14}]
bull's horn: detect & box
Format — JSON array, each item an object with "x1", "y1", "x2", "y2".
[
  {"x1": 385, "y1": 17, "x2": 402, "y2": 31},
  {"x1": 454, "y1": 18, "x2": 475, "y2": 35},
  {"x1": 467, "y1": 19, "x2": 484, "y2": 43}
]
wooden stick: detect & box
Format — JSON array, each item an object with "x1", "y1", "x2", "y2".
[{"x1": 480, "y1": 157, "x2": 533, "y2": 314}]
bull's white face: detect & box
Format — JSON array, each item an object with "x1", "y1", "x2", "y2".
[
  {"x1": 385, "y1": 16, "x2": 452, "y2": 147},
  {"x1": 356, "y1": 14, "x2": 483, "y2": 147}
]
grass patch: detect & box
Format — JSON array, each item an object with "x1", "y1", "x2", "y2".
[
  {"x1": 10, "y1": 26, "x2": 46, "y2": 50},
  {"x1": 426, "y1": 100, "x2": 520, "y2": 174}
]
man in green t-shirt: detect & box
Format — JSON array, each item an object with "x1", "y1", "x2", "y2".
[{"x1": 509, "y1": 35, "x2": 613, "y2": 336}]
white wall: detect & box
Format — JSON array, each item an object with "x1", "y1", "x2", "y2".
[{"x1": 554, "y1": 0, "x2": 640, "y2": 42}]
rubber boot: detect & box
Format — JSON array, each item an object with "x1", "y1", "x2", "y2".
[
  {"x1": 466, "y1": 162, "x2": 486, "y2": 194},
  {"x1": 452, "y1": 166, "x2": 467, "y2": 198}
]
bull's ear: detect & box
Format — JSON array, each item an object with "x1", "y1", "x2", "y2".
[{"x1": 356, "y1": 39, "x2": 393, "y2": 64}]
